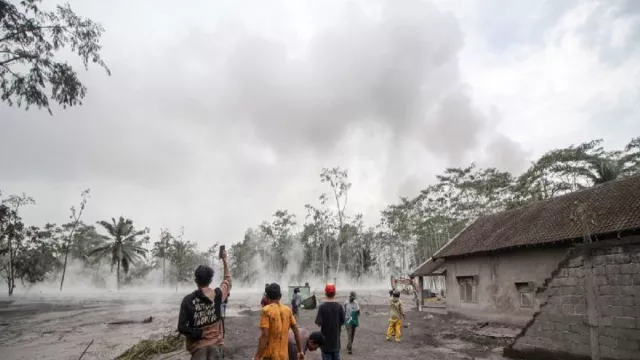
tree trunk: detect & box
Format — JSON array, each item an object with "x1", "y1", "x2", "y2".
[
  {"x1": 59, "y1": 248, "x2": 69, "y2": 292},
  {"x1": 116, "y1": 259, "x2": 121, "y2": 291},
  {"x1": 162, "y1": 257, "x2": 166, "y2": 287},
  {"x1": 7, "y1": 237, "x2": 14, "y2": 296},
  {"x1": 322, "y1": 241, "x2": 327, "y2": 283}
]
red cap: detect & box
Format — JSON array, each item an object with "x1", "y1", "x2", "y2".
[{"x1": 325, "y1": 283, "x2": 336, "y2": 294}]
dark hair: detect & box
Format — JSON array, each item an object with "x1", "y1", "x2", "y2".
[
  {"x1": 265, "y1": 283, "x2": 282, "y2": 300},
  {"x1": 309, "y1": 331, "x2": 324, "y2": 346},
  {"x1": 294, "y1": 287, "x2": 300, "y2": 294},
  {"x1": 393, "y1": 290, "x2": 401, "y2": 298},
  {"x1": 194, "y1": 265, "x2": 214, "y2": 287}
]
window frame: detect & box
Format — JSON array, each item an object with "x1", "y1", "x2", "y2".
[
  {"x1": 515, "y1": 281, "x2": 534, "y2": 308},
  {"x1": 456, "y1": 275, "x2": 478, "y2": 303}
]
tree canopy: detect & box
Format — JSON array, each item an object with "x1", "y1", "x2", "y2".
[
  {"x1": 0, "y1": 0, "x2": 110, "y2": 113},
  {"x1": 0, "y1": 136, "x2": 638, "y2": 294}
]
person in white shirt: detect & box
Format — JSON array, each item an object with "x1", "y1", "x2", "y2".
[{"x1": 343, "y1": 291, "x2": 360, "y2": 355}]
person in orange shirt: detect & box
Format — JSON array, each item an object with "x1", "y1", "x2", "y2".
[{"x1": 254, "y1": 283, "x2": 305, "y2": 360}]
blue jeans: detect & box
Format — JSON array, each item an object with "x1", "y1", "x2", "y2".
[{"x1": 321, "y1": 352, "x2": 340, "y2": 360}]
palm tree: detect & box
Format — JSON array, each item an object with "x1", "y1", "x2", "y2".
[{"x1": 89, "y1": 217, "x2": 148, "y2": 290}]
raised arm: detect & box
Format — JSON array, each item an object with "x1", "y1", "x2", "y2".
[{"x1": 219, "y1": 248, "x2": 231, "y2": 298}]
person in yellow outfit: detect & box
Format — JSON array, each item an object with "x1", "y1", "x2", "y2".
[
  {"x1": 254, "y1": 283, "x2": 304, "y2": 360},
  {"x1": 386, "y1": 290, "x2": 404, "y2": 342}
]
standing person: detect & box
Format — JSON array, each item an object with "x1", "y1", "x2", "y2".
[
  {"x1": 315, "y1": 284, "x2": 345, "y2": 360},
  {"x1": 177, "y1": 249, "x2": 231, "y2": 360},
  {"x1": 291, "y1": 287, "x2": 302, "y2": 319},
  {"x1": 221, "y1": 292, "x2": 229, "y2": 339},
  {"x1": 254, "y1": 283, "x2": 305, "y2": 360},
  {"x1": 343, "y1": 291, "x2": 360, "y2": 354},
  {"x1": 386, "y1": 290, "x2": 405, "y2": 343},
  {"x1": 287, "y1": 327, "x2": 324, "y2": 360}
]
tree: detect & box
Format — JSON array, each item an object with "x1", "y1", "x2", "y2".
[
  {"x1": 13, "y1": 225, "x2": 59, "y2": 286},
  {"x1": 167, "y1": 230, "x2": 200, "y2": 291},
  {"x1": 0, "y1": 192, "x2": 34, "y2": 295},
  {"x1": 259, "y1": 210, "x2": 297, "y2": 274},
  {"x1": 303, "y1": 204, "x2": 334, "y2": 282},
  {"x1": 1, "y1": 0, "x2": 110, "y2": 113},
  {"x1": 59, "y1": 188, "x2": 90, "y2": 291},
  {"x1": 152, "y1": 228, "x2": 173, "y2": 287},
  {"x1": 515, "y1": 138, "x2": 640, "y2": 203},
  {"x1": 319, "y1": 167, "x2": 351, "y2": 277},
  {"x1": 89, "y1": 217, "x2": 148, "y2": 290}
]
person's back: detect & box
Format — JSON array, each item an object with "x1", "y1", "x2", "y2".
[
  {"x1": 315, "y1": 284, "x2": 344, "y2": 360},
  {"x1": 287, "y1": 328, "x2": 324, "y2": 360},
  {"x1": 288, "y1": 327, "x2": 309, "y2": 360},
  {"x1": 261, "y1": 302, "x2": 294, "y2": 358},
  {"x1": 255, "y1": 283, "x2": 304, "y2": 360},
  {"x1": 386, "y1": 291, "x2": 404, "y2": 343},
  {"x1": 177, "y1": 250, "x2": 232, "y2": 360},
  {"x1": 291, "y1": 288, "x2": 302, "y2": 318}
]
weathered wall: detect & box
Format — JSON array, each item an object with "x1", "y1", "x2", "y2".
[
  {"x1": 507, "y1": 239, "x2": 640, "y2": 360},
  {"x1": 445, "y1": 247, "x2": 568, "y2": 325}
]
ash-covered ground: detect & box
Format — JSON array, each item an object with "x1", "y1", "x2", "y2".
[{"x1": 0, "y1": 289, "x2": 515, "y2": 360}]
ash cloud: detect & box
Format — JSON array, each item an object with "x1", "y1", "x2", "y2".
[{"x1": 0, "y1": 0, "x2": 531, "y2": 246}]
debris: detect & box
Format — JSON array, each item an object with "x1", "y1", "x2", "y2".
[
  {"x1": 115, "y1": 333, "x2": 183, "y2": 360},
  {"x1": 77, "y1": 339, "x2": 94, "y2": 360},
  {"x1": 108, "y1": 316, "x2": 153, "y2": 325}
]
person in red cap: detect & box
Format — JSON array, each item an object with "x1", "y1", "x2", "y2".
[{"x1": 314, "y1": 284, "x2": 344, "y2": 360}]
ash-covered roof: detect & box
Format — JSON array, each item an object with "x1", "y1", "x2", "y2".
[{"x1": 435, "y1": 175, "x2": 640, "y2": 258}]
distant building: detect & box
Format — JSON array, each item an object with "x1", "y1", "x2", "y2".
[{"x1": 411, "y1": 175, "x2": 640, "y2": 359}]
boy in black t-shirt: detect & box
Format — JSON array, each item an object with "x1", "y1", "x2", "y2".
[{"x1": 315, "y1": 284, "x2": 345, "y2": 360}]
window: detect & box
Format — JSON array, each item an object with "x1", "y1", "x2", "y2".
[
  {"x1": 516, "y1": 282, "x2": 534, "y2": 307},
  {"x1": 457, "y1": 276, "x2": 477, "y2": 303}
]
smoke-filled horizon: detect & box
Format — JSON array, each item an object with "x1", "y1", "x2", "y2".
[{"x1": 2, "y1": 0, "x2": 637, "y2": 252}]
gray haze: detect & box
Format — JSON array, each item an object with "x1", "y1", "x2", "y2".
[{"x1": 1, "y1": 0, "x2": 639, "y2": 248}]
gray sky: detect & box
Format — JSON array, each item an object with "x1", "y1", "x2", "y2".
[{"x1": 1, "y1": 0, "x2": 639, "y2": 249}]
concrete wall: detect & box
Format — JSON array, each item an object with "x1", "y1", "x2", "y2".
[
  {"x1": 445, "y1": 247, "x2": 568, "y2": 325},
  {"x1": 507, "y1": 239, "x2": 640, "y2": 360}
]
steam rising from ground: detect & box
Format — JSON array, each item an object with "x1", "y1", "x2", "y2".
[{"x1": 6, "y1": 242, "x2": 388, "y2": 302}]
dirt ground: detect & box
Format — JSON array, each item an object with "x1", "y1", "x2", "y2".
[
  {"x1": 0, "y1": 290, "x2": 517, "y2": 360},
  {"x1": 153, "y1": 296, "x2": 514, "y2": 360}
]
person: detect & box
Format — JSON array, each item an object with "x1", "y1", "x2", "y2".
[
  {"x1": 287, "y1": 327, "x2": 324, "y2": 360},
  {"x1": 291, "y1": 287, "x2": 302, "y2": 319},
  {"x1": 343, "y1": 291, "x2": 360, "y2": 355},
  {"x1": 221, "y1": 292, "x2": 229, "y2": 338},
  {"x1": 222, "y1": 292, "x2": 229, "y2": 317},
  {"x1": 254, "y1": 283, "x2": 305, "y2": 360},
  {"x1": 177, "y1": 249, "x2": 231, "y2": 360},
  {"x1": 261, "y1": 283, "x2": 269, "y2": 307},
  {"x1": 315, "y1": 283, "x2": 344, "y2": 360},
  {"x1": 386, "y1": 290, "x2": 405, "y2": 343}
]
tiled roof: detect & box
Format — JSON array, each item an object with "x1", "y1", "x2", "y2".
[
  {"x1": 435, "y1": 175, "x2": 640, "y2": 258},
  {"x1": 410, "y1": 257, "x2": 445, "y2": 277}
]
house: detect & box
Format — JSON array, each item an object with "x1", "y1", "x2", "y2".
[{"x1": 411, "y1": 175, "x2": 640, "y2": 359}]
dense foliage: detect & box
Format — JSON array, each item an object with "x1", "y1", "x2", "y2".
[
  {"x1": 1, "y1": 0, "x2": 110, "y2": 113},
  {"x1": 0, "y1": 137, "x2": 638, "y2": 294}
]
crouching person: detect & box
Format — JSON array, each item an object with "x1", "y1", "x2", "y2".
[
  {"x1": 288, "y1": 327, "x2": 324, "y2": 360},
  {"x1": 178, "y1": 249, "x2": 232, "y2": 360}
]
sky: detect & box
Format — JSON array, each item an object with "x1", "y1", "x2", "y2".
[{"x1": 1, "y1": 0, "x2": 639, "y2": 249}]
